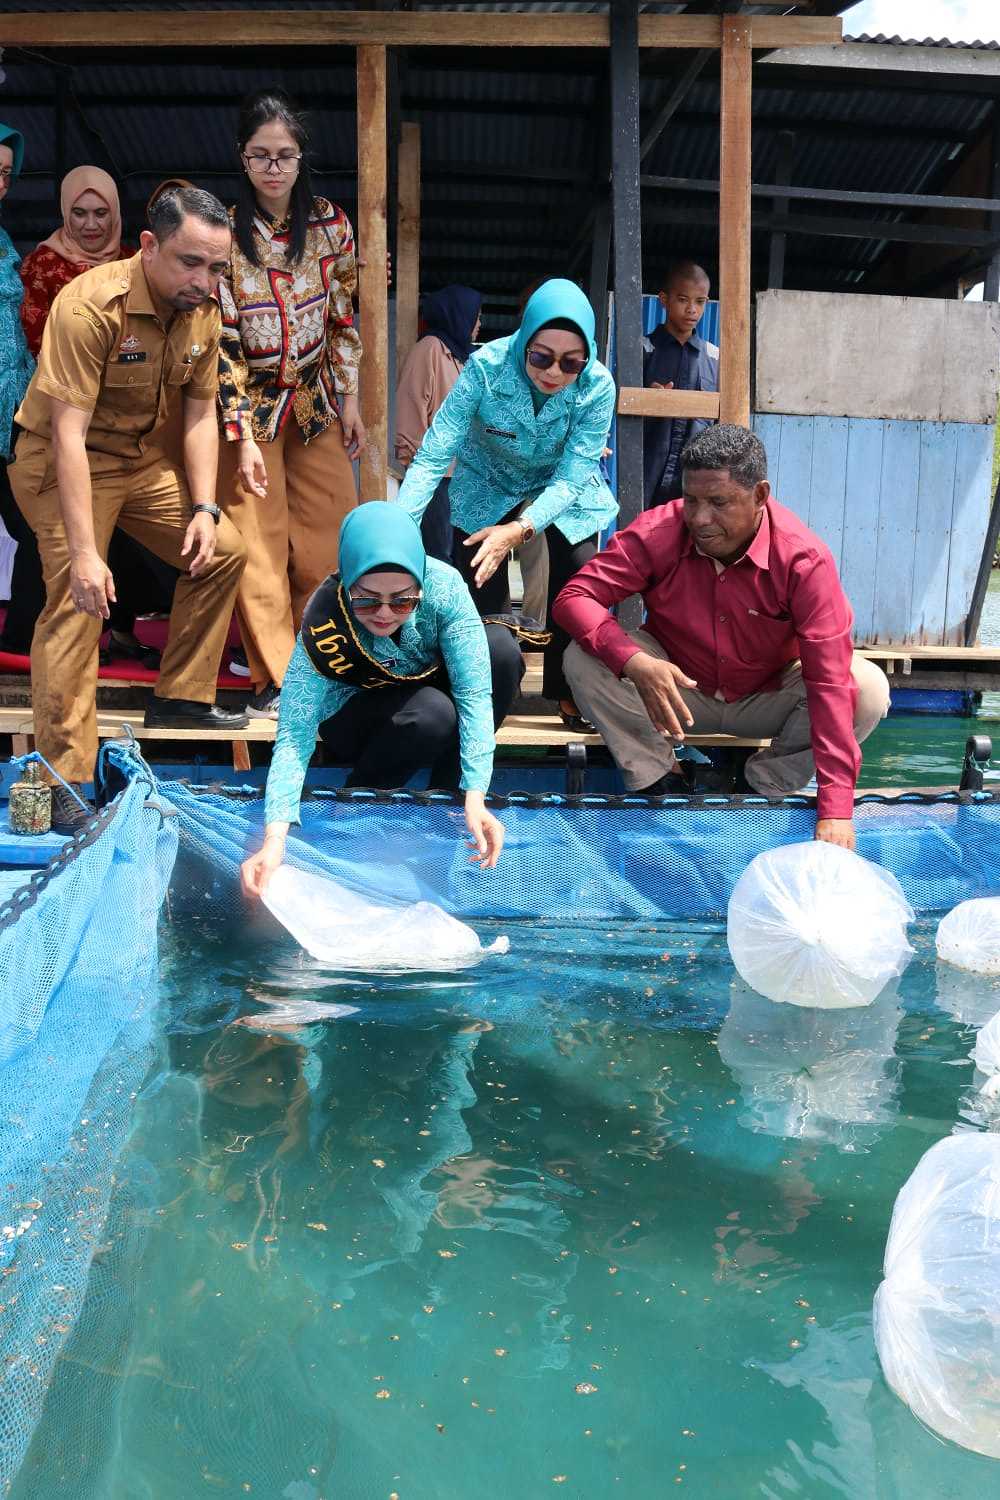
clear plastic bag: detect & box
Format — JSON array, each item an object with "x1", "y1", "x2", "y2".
[
  {"x1": 727, "y1": 841, "x2": 914, "y2": 1009},
  {"x1": 936, "y1": 898, "x2": 1000, "y2": 976},
  {"x1": 973, "y1": 1010, "x2": 1000, "y2": 1102},
  {"x1": 717, "y1": 979, "x2": 902, "y2": 1147},
  {"x1": 263, "y1": 864, "x2": 509, "y2": 972},
  {"x1": 874, "y1": 1132, "x2": 1000, "y2": 1459},
  {"x1": 934, "y1": 960, "x2": 1000, "y2": 1030}
]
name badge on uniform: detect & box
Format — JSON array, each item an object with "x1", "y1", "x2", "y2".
[{"x1": 117, "y1": 334, "x2": 146, "y2": 364}]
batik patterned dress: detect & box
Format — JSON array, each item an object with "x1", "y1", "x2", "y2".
[{"x1": 216, "y1": 197, "x2": 362, "y2": 444}]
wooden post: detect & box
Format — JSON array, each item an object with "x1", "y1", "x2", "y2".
[
  {"x1": 610, "y1": 0, "x2": 644, "y2": 535},
  {"x1": 357, "y1": 44, "x2": 389, "y2": 499},
  {"x1": 396, "y1": 121, "x2": 421, "y2": 377},
  {"x1": 718, "y1": 14, "x2": 752, "y2": 427}
]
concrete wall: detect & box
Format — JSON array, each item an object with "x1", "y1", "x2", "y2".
[{"x1": 755, "y1": 290, "x2": 1000, "y2": 424}]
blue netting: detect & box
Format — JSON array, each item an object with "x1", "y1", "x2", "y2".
[
  {"x1": 0, "y1": 748, "x2": 177, "y2": 1489},
  {"x1": 161, "y1": 782, "x2": 1000, "y2": 922}
]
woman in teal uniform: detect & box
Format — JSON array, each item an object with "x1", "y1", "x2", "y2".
[
  {"x1": 241, "y1": 503, "x2": 519, "y2": 896},
  {"x1": 0, "y1": 122, "x2": 36, "y2": 654},
  {"x1": 395, "y1": 278, "x2": 617, "y2": 726}
]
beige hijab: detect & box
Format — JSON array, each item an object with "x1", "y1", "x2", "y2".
[{"x1": 38, "y1": 165, "x2": 123, "y2": 267}]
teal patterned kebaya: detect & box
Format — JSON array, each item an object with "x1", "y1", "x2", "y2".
[
  {"x1": 265, "y1": 559, "x2": 497, "y2": 825},
  {"x1": 0, "y1": 122, "x2": 34, "y2": 458},
  {"x1": 396, "y1": 279, "x2": 617, "y2": 545}
]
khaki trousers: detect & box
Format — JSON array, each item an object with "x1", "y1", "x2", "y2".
[
  {"x1": 10, "y1": 434, "x2": 247, "y2": 783},
  {"x1": 564, "y1": 628, "x2": 891, "y2": 794},
  {"x1": 220, "y1": 418, "x2": 357, "y2": 693}
]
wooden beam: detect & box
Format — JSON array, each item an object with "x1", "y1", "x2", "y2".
[
  {"x1": 0, "y1": 10, "x2": 842, "y2": 49},
  {"x1": 643, "y1": 173, "x2": 1000, "y2": 217},
  {"x1": 396, "y1": 121, "x2": 421, "y2": 378},
  {"x1": 618, "y1": 388, "x2": 721, "y2": 420},
  {"x1": 718, "y1": 14, "x2": 753, "y2": 428},
  {"x1": 357, "y1": 44, "x2": 389, "y2": 499}
]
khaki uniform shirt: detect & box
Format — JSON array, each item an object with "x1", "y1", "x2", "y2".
[{"x1": 15, "y1": 251, "x2": 221, "y2": 461}]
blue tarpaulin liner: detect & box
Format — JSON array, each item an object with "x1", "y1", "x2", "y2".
[
  {"x1": 161, "y1": 782, "x2": 1000, "y2": 922},
  {"x1": 0, "y1": 746, "x2": 177, "y2": 1489}
]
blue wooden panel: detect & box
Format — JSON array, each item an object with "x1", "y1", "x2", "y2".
[
  {"x1": 840, "y1": 419, "x2": 886, "y2": 642},
  {"x1": 908, "y1": 422, "x2": 958, "y2": 644},
  {"x1": 945, "y1": 422, "x2": 995, "y2": 643},
  {"x1": 872, "y1": 421, "x2": 921, "y2": 642},
  {"x1": 752, "y1": 413, "x2": 783, "y2": 480},
  {"x1": 750, "y1": 413, "x2": 994, "y2": 644},
  {"x1": 769, "y1": 415, "x2": 814, "y2": 527},
  {"x1": 804, "y1": 417, "x2": 850, "y2": 571}
]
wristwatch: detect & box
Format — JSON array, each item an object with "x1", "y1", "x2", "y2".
[
  {"x1": 516, "y1": 517, "x2": 536, "y2": 544},
  {"x1": 192, "y1": 503, "x2": 221, "y2": 523}
]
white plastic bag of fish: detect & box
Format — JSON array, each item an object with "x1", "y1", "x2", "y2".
[
  {"x1": 726, "y1": 841, "x2": 913, "y2": 1009},
  {"x1": 936, "y1": 897, "x2": 1000, "y2": 976},
  {"x1": 263, "y1": 864, "x2": 509, "y2": 971},
  {"x1": 717, "y1": 979, "x2": 902, "y2": 1147},
  {"x1": 874, "y1": 1133, "x2": 1000, "y2": 1459},
  {"x1": 973, "y1": 1009, "x2": 1000, "y2": 1104}
]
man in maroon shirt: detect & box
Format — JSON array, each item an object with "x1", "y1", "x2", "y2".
[{"x1": 553, "y1": 425, "x2": 889, "y2": 851}]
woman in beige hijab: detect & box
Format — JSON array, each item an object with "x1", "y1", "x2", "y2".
[
  {"x1": 14, "y1": 165, "x2": 175, "y2": 666},
  {"x1": 19, "y1": 165, "x2": 128, "y2": 356}
]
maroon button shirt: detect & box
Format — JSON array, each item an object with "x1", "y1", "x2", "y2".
[{"x1": 552, "y1": 498, "x2": 860, "y2": 820}]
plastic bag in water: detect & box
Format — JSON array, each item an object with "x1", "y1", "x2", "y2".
[
  {"x1": 936, "y1": 897, "x2": 1000, "y2": 976},
  {"x1": 874, "y1": 1133, "x2": 1000, "y2": 1459},
  {"x1": 717, "y1": 979, "x2": 902, "y2": 1147},
  {"x1": 726, "y1": 841, "x2": 913, "y2": 1009},
  {"x1": 263, "y1": 864, "x2": 510, "y2": 971},
  {"x1": 972, "y1": 1010, "x2": 1000, "y2": 1103}
]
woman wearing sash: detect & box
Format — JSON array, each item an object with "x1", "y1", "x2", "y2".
[{"x1": 240, "y1": 503, "x2": 520, "y2": 896}]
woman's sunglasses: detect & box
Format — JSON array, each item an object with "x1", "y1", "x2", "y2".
[
  {"x1": 349, "y1": 593, "x2": 422, "y2": 616},
  {"x1": 527, "y1": 346, "x2": 587, "y2": 376}
]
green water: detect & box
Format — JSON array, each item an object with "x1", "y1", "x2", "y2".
[
  {"x1": 852, "y1": 570, "x2": 1000, "y2": 792},
  {"x1": 15, "y1": 911, "x2": 1000, "y2": 1499},
  {"x1": 14, "y1": 585, "x2": 1000, "y2": 1496}
]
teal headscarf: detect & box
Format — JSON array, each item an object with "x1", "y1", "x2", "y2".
[
  {"x1": 0, "y1": 123, "x2": 25, "y2": 180},
  {"x1": 338, "y1": 501, "x2": 426, "y2": 591},
  {"x1": 512, "y1": 278, "x2": 597, "y2": 385}
]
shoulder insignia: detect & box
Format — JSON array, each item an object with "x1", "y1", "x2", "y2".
[{"x1": 72, "y1": 304, "x2": 103, "y2": 332}]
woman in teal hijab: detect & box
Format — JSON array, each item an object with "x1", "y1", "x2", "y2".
[
  {"x1": 396, "y1": 278, "x2": 617, "y2": 727},
  {"x1": 241, "y1": 503, "x2": 520, "y2": 896}
]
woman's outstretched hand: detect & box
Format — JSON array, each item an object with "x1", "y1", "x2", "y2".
[
  {"x1": 241, "y1": 830, "x2": 287, "y2": 899},
  {"x1": 464, "y1": 791, "x2": 505, "y2": 869},
  {"x1": 464, "y1": 522, "x2": 523, "y2": 588}
]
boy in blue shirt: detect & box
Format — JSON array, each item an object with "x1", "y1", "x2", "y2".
[{"x1": 642, "y1": 260, "x2": 719, "y2": 507}]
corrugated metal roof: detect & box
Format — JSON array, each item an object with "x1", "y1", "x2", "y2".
[
  {"x1": 848, "y1": 33, "x2": 1000, "y2": 51},
  {"x1": 0, "y1": 7, "x2": 993, "y2": 325}
]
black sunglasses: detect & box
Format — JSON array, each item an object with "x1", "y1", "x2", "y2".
[{"x1": 526, "y1": 346, "x2": 587, "y2": 376}]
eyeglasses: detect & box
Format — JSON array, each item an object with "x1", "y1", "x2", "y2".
[
  {"x1": 242, "y1": 152, "x2": 302, "y2": 175},
  {"x1": 349, "y1": 592, "x2": 422, "y2": 616},
  {"x1": 526, "y1": 346, "x2": 587, "y2": 376}
]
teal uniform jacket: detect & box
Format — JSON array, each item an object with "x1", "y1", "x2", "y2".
[
  {"x1": 0, "y1": 124, "x2": 34, "y2": 458},
  {"x1": 396, "y1": 279, "x2": 618, "y2": 546},
  {"x1": 264, "y1": 558, "x2": 497, "y2": 825}
]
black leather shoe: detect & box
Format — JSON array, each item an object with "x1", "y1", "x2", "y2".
[
  {"x1": 51, "y1": 782, "x2": 95, "y2": 835},
  {"x1": 144, "y1": 697, "x2": 249, "y2": 730}
]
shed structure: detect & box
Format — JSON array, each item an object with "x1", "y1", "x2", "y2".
[{"x1": 0, "y1": 1, "x2": 999, "y2": 653}]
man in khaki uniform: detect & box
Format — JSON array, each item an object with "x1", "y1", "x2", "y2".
[{"x1": 11, "y1": 185, "x2": 248, "y2": 830}]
